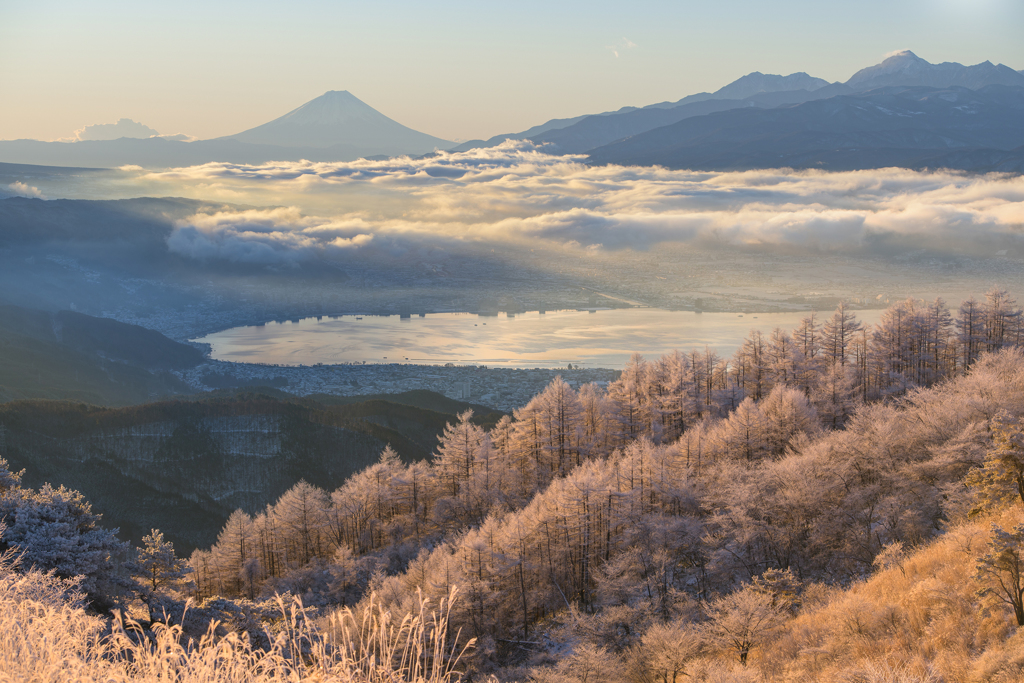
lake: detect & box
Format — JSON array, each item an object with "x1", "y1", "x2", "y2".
[{"x1": 194, "y1": 308, "x2": 886, "y2": 370}]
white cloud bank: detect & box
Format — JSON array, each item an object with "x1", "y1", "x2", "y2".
[
  {"x1": 167, "y1": 207, "x2": 373, "y2": 264},
  {"x1": 2, "y1": 182, "x2": 45, "y2": 199},
  {"x1": 73, "y1": 118, "x2": 159, "y2": 141},
  {"x1": 133, "y1": 141, "x2": 1024, "y2": 265}
]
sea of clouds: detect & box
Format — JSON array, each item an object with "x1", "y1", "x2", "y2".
[{"x1": 110, "y1": 141, "x2": 1024, "y2": 265}]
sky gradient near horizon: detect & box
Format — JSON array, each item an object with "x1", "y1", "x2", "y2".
[{"x1": 2, "y1": 0, "x2": 1023, "y2": 143}]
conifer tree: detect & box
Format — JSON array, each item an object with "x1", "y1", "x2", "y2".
[{"x1": 137, "y1": 528, "x2": 187, "y2": 592}]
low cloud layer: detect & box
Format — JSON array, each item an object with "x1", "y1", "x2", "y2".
[
  {"x1": 74, "y1": 118, "x2": 159, "y2": 142},
  {"x1": 127, "y1": 141, "x2": 1024, "y2": 265},
  {"x1": 1, "y1": 182, "x2": 45, "y2": 199},
  {"x1": 168, "y1": 207, "x2": 373, "y2": 265}
]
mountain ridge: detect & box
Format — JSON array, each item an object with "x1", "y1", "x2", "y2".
[
  {"x1": 586, "y1": 84, "x2": 1024, "y2": 172},
  {"x1": 0, "y1": 91, "x2": 454, "y2": 168},
  {"x1": 456, "y1": 51, "x2": 1024, "y2": 160}
]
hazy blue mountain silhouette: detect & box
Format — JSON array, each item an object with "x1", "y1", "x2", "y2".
[
  {"x1": 586, "y1": 85, "x2": 1024, "y2": 172},
  {"x1": 455, "y1": 52, "x2": 1023, "y2": 163},
  {"x1": 451, "y1": 72, "x2": 831, "y2": 153},
  {"x1": 0, "y1": 91, "x2": 452, "y2": 168}
]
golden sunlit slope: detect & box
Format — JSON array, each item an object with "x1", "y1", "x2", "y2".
[{"x1": 753, "y1": 509, "x2": 1024, "y2": 682}]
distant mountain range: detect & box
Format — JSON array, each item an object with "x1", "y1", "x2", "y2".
[
  {"x1": 587, "y1": 84, "x2": 1024, "y2": 172},
  {"x1": 0, "y1": 51, "x2": 1022, "y2": 172},
  {"x1": 456, "y1": 51, "x2": 1024, "y2": 172},
  {"x1": 0, "y1": 91, "x2": 453, "y2": 168}
]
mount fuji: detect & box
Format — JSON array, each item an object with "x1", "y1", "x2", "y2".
[{"x1": 221, "y1": 90, "x2": 452, "y2": 157}]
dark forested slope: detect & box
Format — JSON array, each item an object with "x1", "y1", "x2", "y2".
[
  {"x1": 0, "y1": 304, "x2": 202, "y2": 405},
  {"x1": 0, "y1": 390, "x2": 501, "y2": 552}
]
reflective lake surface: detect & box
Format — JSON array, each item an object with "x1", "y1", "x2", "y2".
[{"x1": 194, "y1": 308, "x2": 885, "y2": 370}]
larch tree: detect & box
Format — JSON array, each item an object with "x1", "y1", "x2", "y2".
[
  {"x1": 759, "y1": 384, "x2": 819, "y2": 457},
  {"x1": 578, "y1": 382, "x2": 614, "y2": 459},
  {"x1": 966, "y1": 412, "x2": 1024, "y2": 513},
  {"x1": 734, "y1": 330, "x2": 770, "y2": 400},
  {"x1": 704, "y1": 585, "x2": 787, "y2": 666},
  {"x1": 766, "y1": 327, "x2": 801, "y2": 389},
  {"x1": 984, "y1": 287, "x2": 1023, "y2": 352},
  {"x1": 653, "y1": 350, "x2": 696, "y2": 442},
  {"x1": 976, "y1": 523, "x2": 1024, "y2": 626},
  {"x1": 958, "y1": 296, "x2": 986, "y2": 368},
  {"x1": 640, "y1": 621, "x2": 704, "y2": 683},
  {"x1": 821, "y1": 302, "x2": 862, "y2": 368},
  {"x1": 812, "y1": 361, "x2": 858, "y2": 429},
  {"x1": 435, "y1": 410, "x2": 486, "y2": 497},
  {"x1": 792, "y1": 313, "x2": 822, "y2": 394},
  {"x1": 272, "y1": 480, "x2": 330, "y2": 567},
  {"x1": 713, "y1": 397, "x2": 768, "y2": 461},
  {"x1": 871, "y1": 298, "x2": 918, "y2": 392},
  {"x1": 211, "y1": 509, "x2": 256, "y2": 598},
  {"x1": 533, "y1": 376, "x2": 584, "y2": 476},
  {"x1": 608, "y1": 353, "x2": 652, "y2": 444}
]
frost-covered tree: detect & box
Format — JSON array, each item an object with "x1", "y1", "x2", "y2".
[
  {"x1": 654, "y1": 350, "x2": 697, "y2": 442},
  {"x1": 210, "y1": 509, "x2": 256, "y2": 598},
  {"x1": 958, "y1": 296, "x2": 987, "y2": 368},
  {"x1": 713, "y1": 398, "x2": 768, "y2": 461},
  {"x1": 533, "y1": 377, "x2": 584, "y2": 475},
  {"x1": 966, "y1": 412, "x2": 1024, "y2": 513},
  {"x1": 976, "y1": 523, "x2": 1024, "y2": 626},
  {"x1": 136, "y1": 528, "x2": 187, "y2": 593},
  {"x1": 554, "y1": 643, "x2": 627, "y2": 683},
  {"x1": 759, "y1": 385, "x2": 818, "y2": 457},
  {"x1": 0, "y1": 458, "x2": 132, "y2": 606},
  {"x1": 733, "y1": 330, "x2": 769, "y2": 400},
  {"x1": 435, "y1": 411, "x2": 485, "y2": 497},
  {"x1": 272, "y1": 480, "x2": 329, "y2": 566},
  {"x1": 578, "y1": 382, "x2": 613, "y2": 459},
  {"x1": 639, "y1": 621, "x2": 704, "y2": 683},
  {"x1": 704, "y1": 585, "x2": 787, "y2": 665},
  {"x1": 793, "y1": 313, "x2": 821, "y2": 363},
  {"x1": 821, "y1": 302, "x2": 862, "y2": 368},
  {"x1": 812, "y1": 361, "x2": 858, "y2": 429},
  {"x1": 871, "y1": 298, "x2": 918, "y2": 392},
  {"x1": 983, "y1": 287, "x2": 1023, "y2": 352},
  {"x1": 766, "y1": 327, "x2": 801, "y2": 389},
  {"x1": 608, "y1": 353, "x2": 652, "y2": 443}
]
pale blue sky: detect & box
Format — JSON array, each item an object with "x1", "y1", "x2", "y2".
[{"x1": 1, "y1": 0, "x2": 1022, "y2": 142}]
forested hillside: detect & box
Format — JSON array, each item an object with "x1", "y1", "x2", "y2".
[
  {"x1": 3, "y1": 287, "x2": 1024, "y2": 681},
  {"x1": 176, "y1": 288, "x2": 1024, "y2": 675},
  {"x1": 0, "y1": 391, "x2": 502, "y2": 551},
  {"x1": 0, "y1": 303, "x2": 202, "y2": 405}
]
